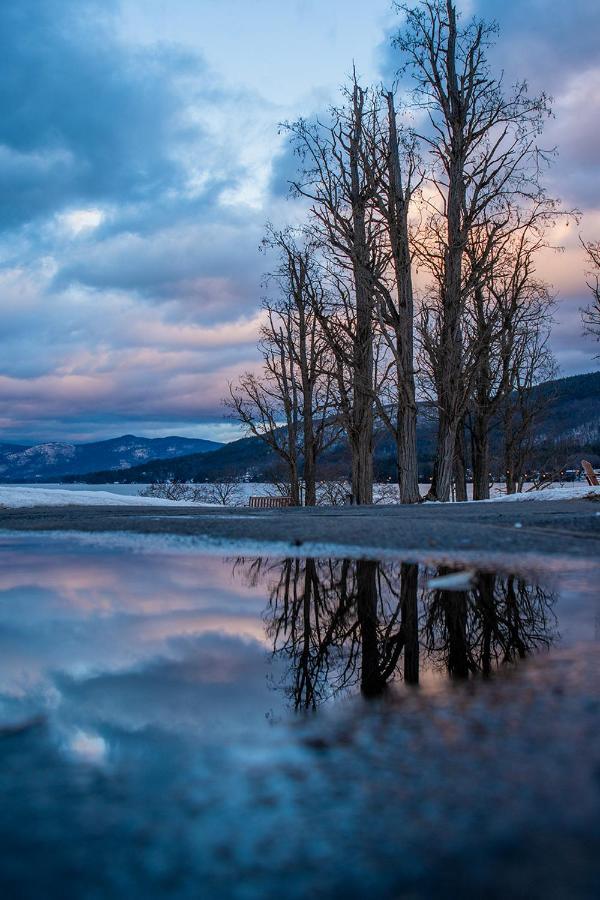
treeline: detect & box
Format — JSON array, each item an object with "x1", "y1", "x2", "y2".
[{"x1": 227, "y1": 0, "x2": 573, "y2": 504}]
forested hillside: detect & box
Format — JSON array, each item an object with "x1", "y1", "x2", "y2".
[{"x1": 60, "y1": 371, "x2": 599, "y2": 484}]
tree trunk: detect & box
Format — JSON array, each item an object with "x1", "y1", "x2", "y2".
[
  {"x1": 444, "y1": 590, "x2": 470, "y2": 680},
  {"x1": 471, "y1": 411, "x2": 491, "y2": 500},
  {"x1": 401, "y1": 563, "x2": 419, "y2": 685},
  {"x1": 454, "y1": 418, "x2": 468, "y2": 501},
  {"x1": 505, "y1": 460, "x2": 517, "y2": 494},
  {"x1": 427, "y1": 5, "x2": 468, "y2": 503},
  {"x1": 349, "y1": 83, "x2": 374, "y2": 505},
  {"x1": 302, "y1": 403, "x2": 317, "y2": 506},
  {"x1": 356, "y1": 560, "x2": 384, "y2": 697},
  {"x1": 397, "y1": 400, "x2": 420, "y2": 504},
  {"x1": 429, "y1": 413, "x2": 457, "y2": 503},
  {"x1": 503, "y1": 408, "x2": 517, "y2": 494},
  {"x1": 288, "y1": 459, "x2": 301, "y2": 506},
  {"x1": 477, "y1": 573, "x2": 496, "y2": 677},
  {"x1": 386, "y1": 92, "x2": 420, "y2": 504},
  {"x1": 303, "y1": 449, "x2": 316, "y2": 506},
  {"x1": 350, "y1": 419, "x2": 373, "y2": 506}
]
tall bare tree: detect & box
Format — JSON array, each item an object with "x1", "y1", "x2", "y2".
[
  {"x1": 285, "y1": 78, "x2": 386, "y2": 504},
  {"x1": 227, "y1": 230, "x2": 336, "y2": 505},
  {"x1": 501, "y1": 327, "x2": 557, "y2": 494},
  {"x1": 371, "y1": 92, "x2": 422, "y2": 503},
  {"x1": 464, "y1": 205, "x2": 559, "y2": 499},
  {"x1": 395, "y1": 0, "x2": 552, "y2": 501},
  {"x1": 262, "y1": 227, "x2": 339, "y2": 505},
  {"x1": 227, "y1": 326, "x2": 301, "y2": 504}
]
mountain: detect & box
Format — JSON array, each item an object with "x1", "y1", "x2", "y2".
[
  {"x1": 60, "y1": 434, "x2": 276, "y2": 484},
  {"x1": 0, "y1": 435, "x2": 223, "y2": 482},
  {"x1": 62, "y1": 371, "x2": 600, "y2": 485},
  {"x1": 58, "y1": 416, "x2": 436, "y2": 484}
]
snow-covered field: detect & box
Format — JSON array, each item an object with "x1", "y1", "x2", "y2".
[
  {"x1": 484, "y1": 484, "x2": 600, "y2": 503},
  {"x1": 0, "y1": 486, "x2": 208, "y2": 508},
  {"x1": 0, "y1": 481, "x2": 598, "y2": 508}
]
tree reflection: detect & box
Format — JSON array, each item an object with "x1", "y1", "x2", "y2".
[
  {"x1": 423, "y1": 571, "x2": 557, "y2": 679},
  {"x1": 233, "y1": 558, "x2": 557, "y2": 710}
]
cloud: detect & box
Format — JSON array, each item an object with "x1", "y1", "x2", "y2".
[
  {"x1": 0, "y1": 0, "x2": 203, "y2": 227},
  {"x1": 477, "y1": 0, "x2": 600, "y2": 92},
  {"x1": 0, "y1": 0, "x2": 598, "y2": 443},
  {"x1": 0, "y1": 0, "x2": 278, "y2": 440},
  {"x1": 55, "y1": 631, "x2": 277, "y2": 735},
  {"x1": 53, "y1": 220, "x2": 267, "y2": 322},
  {"x1": 375, "y1": 0, "x2": 600, "y2": 380}
]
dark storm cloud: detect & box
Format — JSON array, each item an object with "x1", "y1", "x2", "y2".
[
  {"x1": 476, "y1": 0, "x2": 600, "y2": 90},
  {"x1": 0, "y1": 0, "x2": 280, "y2": 439},
  {"x1": 0, "y1": 0, "x2": 207, "y2": 228},
  {"x1": 0, "y1": 0, "x2": 268, "y2": 319},
  {"x1": 379, "y1": 1, "x2": 600, "y2": 88}
]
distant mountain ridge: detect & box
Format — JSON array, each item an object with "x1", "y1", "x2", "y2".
[
  {"x1": 56, "y1": 370, "x2": 600, "y2": 485},
  {"x1": 0, "y1": 435, "x2": 223, "y2": 481}
]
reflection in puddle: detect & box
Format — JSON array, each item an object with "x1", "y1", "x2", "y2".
[
  {"x1": 0, "y1": 535, "x2": 598, "y2": 898},
  {"x1": 245, "y1": 558, "x2": 558, "y2": 709},
  {"x1": 0, "y1": 536, "x2": 572, "y2": 734}
]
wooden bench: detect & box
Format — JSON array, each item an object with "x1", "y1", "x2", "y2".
[
  {"x1": 248, "y1": 495, "x2": 293, "y2": 509},
  {"x1": 582, "y1": 459, "x2": 599, "y2": 486}
]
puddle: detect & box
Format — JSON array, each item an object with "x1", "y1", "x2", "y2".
[
  {"x1": 0, "y1": 533, "x2": 598, "y2": 898},
  {"x1": 127, "y1": 513, "x2": 259, "y2": 520}
]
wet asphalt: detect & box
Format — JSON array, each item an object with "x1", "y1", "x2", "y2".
[
  {"x1": 1, "y1": 496, "x2": 599, "y2": 571},
  {"x1": 1, "y1": 498, "x2": 599, "y2": 898}
]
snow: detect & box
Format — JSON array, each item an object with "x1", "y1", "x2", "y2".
[
  {"x1": 484, "y1": 484, "x2": 600, "y2": 503},
  {"x1": 0, "y1": 486, "x2": 209, "y2": 508},
  {"x1": 0, "y1": 481, "x2": 597, "y2": 510},
  {"x1": 6, "y1": 442, "x2": 76, "y2": 464},
  {"x1": 427, "y1": 570, "x2": 475, "y2": 590}
]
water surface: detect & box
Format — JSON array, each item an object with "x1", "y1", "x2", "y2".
[{"x1": 0, "y1": 534, "x2": 598, "y2": 898}]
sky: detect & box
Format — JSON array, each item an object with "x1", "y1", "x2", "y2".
[{"x1": 0, "y1": 0, "x2": 598, "y2": 444}]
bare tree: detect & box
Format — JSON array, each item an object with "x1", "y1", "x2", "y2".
[
  {"x1": 263, "y1": 557, "x2": 419, "y2": 706},
  {"x1": 257, "y1": 557, "x2": 555, "y2": 707},
  {"x1": 285, "y1": 77, "x2": 387, "y2": 504},
  {"x1": 226, "y1": 229, "x2": 337, "y2": 506},
  {"x1": 139, "y1": 479, "x2": 191, "y2": 502},
  {"x1": 229, "y1": 2, "x2": 565, "y2": 507},
  {"x1": 371, "y1": 92, "x2": 422, "y2": 503},
  {"x1": 192, "y1": 478, "x2": 244, "y2": 506},
  {"x1": 423, "y1": 569, "x2": 557, "y2": 676},
  {"x1": 140, "y1": 478, "x2": 244, "y2": 505},
  {"x1": 261, "y1": 227, "x2": 339, "y2": 505},
  {"x1": 316, "y1": 476, "x2": 352, "y2": 506},
  {"x1": 581, "y1": 238, "x2": 600, "y2": 352},
  {"x1": 227, "y1": 352, "x2": 301, "y2": 504},
  {"x1": 395, "y1": 0, "x2": 552, "y2": 501},
  {"x1": 464, "y1": 205, "x2": 559, "y2": 498},
  {"x1": 502, "y1": 326, "x2": 558, "y2": 494}
]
